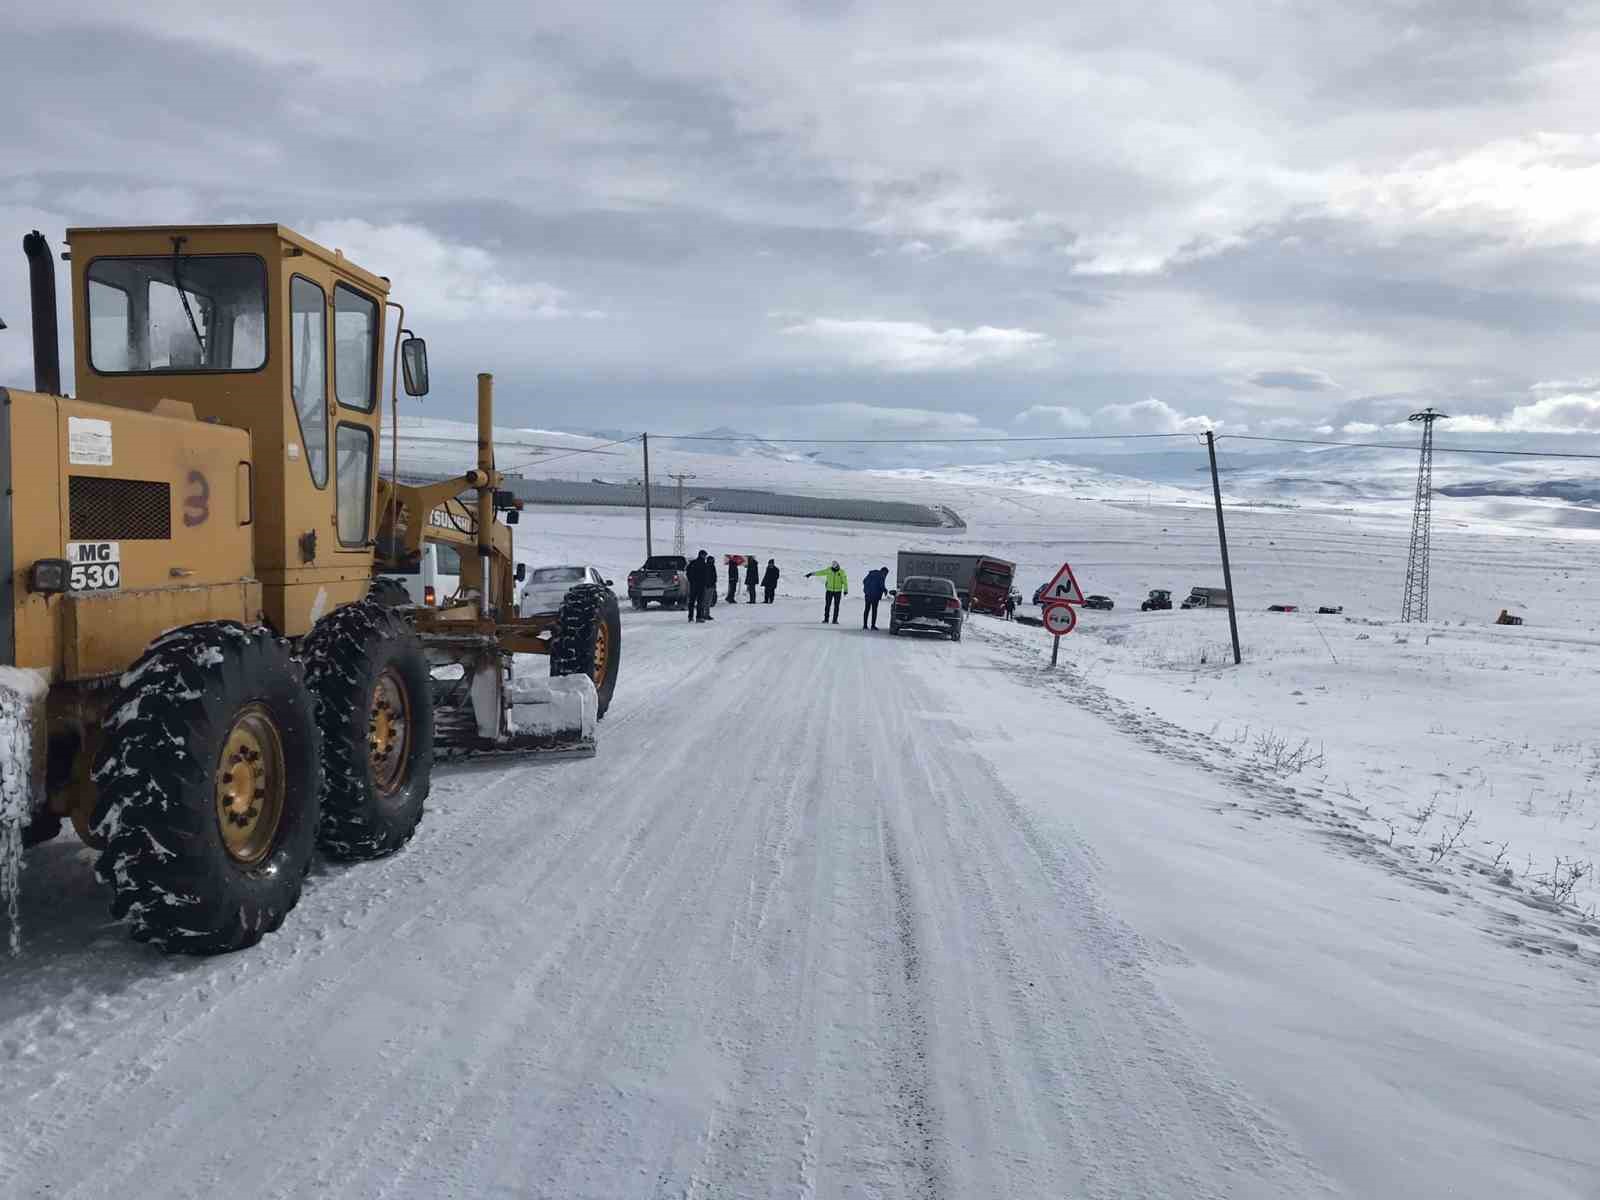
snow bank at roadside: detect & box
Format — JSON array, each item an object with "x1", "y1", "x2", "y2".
[{"x1": 979, "y1": 609, "x2": 1600, "y2": 946}]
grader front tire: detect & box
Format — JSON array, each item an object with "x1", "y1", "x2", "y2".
[
  {"x1": 302, "y1": 602, "x2": 434, "y2": 861},
  {"x1": 551, "y1": 584, "x2": 622, "y2": 719},
  {"x1": 90, "y1": 623, "x2": 322, "y2": 955}
]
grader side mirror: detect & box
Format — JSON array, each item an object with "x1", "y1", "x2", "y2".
[
  {"x1": 401, "y1": 336, "x2": 430, "y2": 396},
  {"x1": 514, "y1": 564, "x2": 527, "y2": 582}
]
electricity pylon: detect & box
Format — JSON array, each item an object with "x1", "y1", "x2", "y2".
[
  {"x1": 1401, "y1": 408, "x2": 1448, "y2": 622},
  {"x1": 669, "y1": 473, "x2": 696, "y2": 555}
]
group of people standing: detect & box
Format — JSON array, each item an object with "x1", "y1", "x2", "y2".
[
  {"x1": 684, "y1": 551, "x2": 780, "y2": 622},
  {"x1": 678, "y1": 552, "x2": 894, "y2": 631}
]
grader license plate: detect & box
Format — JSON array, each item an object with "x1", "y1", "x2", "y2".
[{"x1": 67, "y1": 541, "x2": 122, "y2": 592}]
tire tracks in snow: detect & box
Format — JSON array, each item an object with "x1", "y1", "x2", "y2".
[
  {"x1": 6, "y1": 608, "x2": 1329, "y2": 1197},
  {"x1": 8, "y1": 625, "x2": 778, "y2": 1197},
  {"x1": 876, "y1": 808, "x2": 947, "y2": 1200},
  {"x1": 867, "y1": 637, "x2": 1328, "y2": 1198}
]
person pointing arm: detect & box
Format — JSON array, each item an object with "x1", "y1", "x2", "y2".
[{"x1": 806, "y1": 561, "x2": 848, "y2": 623}]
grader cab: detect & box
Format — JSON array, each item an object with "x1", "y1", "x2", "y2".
[{"x1": 0, "y1": 223, "x2": 619, "y2": 955}]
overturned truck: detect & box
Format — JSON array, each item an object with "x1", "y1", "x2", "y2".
[{"x1": 0, "y1": 223, "x2": 620, "y2": 955}]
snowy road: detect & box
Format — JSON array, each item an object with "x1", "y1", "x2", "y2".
[{"x1": 4, "y1": 595, "x2": 1594, "y2": 1197}]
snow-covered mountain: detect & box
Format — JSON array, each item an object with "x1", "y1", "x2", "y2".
[
  {"x1": 384, "y1": 414, "x2": 1600, "y2": 536},
  {"x1": 671, "y1": 427, "x2": 797, "y2": 460}
]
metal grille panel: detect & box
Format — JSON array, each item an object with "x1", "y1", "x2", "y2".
[{"x1": 69, "y1": 476, "x2": 172, "y2": 540}]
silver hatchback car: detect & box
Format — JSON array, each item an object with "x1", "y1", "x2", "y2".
[{"x1": 518, "y1": 564, "x2": 612, "y2": 616}]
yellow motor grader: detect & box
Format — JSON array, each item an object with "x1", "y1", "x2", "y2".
[{"x1": 0, "y1": 224, "x2": 620, "y2": 954}]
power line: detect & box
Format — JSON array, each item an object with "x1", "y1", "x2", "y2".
[
  {"x1": 652, "y1": 432, "x2": 1194, "y2": 445},
  {"x1": 1219, "y1": 433, "x2": 1600, "y2": 461},
  {"x1": 499, "y1": 433, "x2": 641, "y2": 475}
]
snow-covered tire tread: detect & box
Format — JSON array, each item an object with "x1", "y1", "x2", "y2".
[
  {"x1": 301, "y1": 601, "x2": 433, "y2": 862},
  {"x1": 90, "y1": 622, "x2": 321, "y2": 955}
]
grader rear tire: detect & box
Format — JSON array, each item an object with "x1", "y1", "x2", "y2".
[
  {"x1": 90, "y1": 623, "x2": 322, "y2": 954},
  {"x1": 301, "y1": 602, "x2": 433, "y2": 861},
  {"x1": 551, "y1": 584, "x2": 622, "y2": 719}
]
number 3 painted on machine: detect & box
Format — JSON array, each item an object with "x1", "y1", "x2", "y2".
[{"x1": 184, "y1": 470, "x2": 210, "y2": 527}]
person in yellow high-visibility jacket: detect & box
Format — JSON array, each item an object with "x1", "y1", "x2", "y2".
[{"x1": 805, "y1": 561, "x2": 849, "y2": 624}]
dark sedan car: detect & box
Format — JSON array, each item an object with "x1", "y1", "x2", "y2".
[
  {"x1": 1083, "y1": 594, "x2": 1115, "y2": 610},
  {"x1": 890, "y1": 576, "x2": 964, "y2": 641}
]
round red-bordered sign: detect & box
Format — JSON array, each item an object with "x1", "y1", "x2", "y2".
[{"x1": 1042, "y1": 603, "x2": 1078, "y2": 636}]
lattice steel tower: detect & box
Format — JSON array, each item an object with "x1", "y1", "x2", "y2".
[
  {"x1": 668, "y1": 473, "x2": 696, "y2": 555},
  {"x1": 1401, "y1": 407, "x2": 1448, "y2": 622}
]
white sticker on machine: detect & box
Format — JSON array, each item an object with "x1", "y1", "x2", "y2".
[
  {"x1": 65, "y1": 542, "x2": 121, "y2": 592},
  {"x1": 67, "y1": 416, "x2": 113, "y2": 466}
]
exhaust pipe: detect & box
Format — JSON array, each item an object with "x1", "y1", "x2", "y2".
[{"x1": 22, "y1": 231, "x2": 60, "y2": 395}]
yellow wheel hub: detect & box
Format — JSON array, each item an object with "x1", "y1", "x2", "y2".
[
  {"x1": 368, "y1": 669, "x2": 412, "y2": 797},
  {"x1": 215, "y1": 705, "x2": 287, "y2": 866},
  {"x1": 593, "y1": 618, "x2": 611, "y2": 692}
]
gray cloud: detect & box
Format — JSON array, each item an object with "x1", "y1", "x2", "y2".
[
  {"x1": 1248, "y1": 369, "x2": 1340, "y2": 393},
  {"x1": 4, "y1": 3, "x2": 1600, "y2": 456}
]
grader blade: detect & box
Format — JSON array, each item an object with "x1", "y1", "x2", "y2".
[{"x1": 424, "y1": 634, "x2": 598, "y2": 763}]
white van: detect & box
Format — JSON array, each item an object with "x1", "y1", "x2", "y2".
[{"x1": 379, "y1": 542, "x2": 463, "y2": 607}]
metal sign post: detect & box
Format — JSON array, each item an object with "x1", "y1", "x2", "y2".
[{"x1": 1042, "y1": 600, "x2": 1077, "y2": 666}]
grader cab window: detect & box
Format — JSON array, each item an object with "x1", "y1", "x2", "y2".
[
  {"x1": 289, "y1": 277, "x2": 329, "y2": 487},
  {"x1": 86, "y1": 255, "x2": 266, "y2": 373},
  {"x1": 334, "y1": 284, "x2": 378, "y2": 411},
  {"x1": 336, "y1": 424, "x2": 374, "y2": 546}
]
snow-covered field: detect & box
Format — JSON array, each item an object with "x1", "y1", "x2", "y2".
[{"x1": 4, "y1": 422, "x2": 1600, "y2": 1198}]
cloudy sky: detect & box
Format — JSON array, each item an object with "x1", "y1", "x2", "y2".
[{"x1": 8, "y1": 1, "x2": 1600, "y2": 456}]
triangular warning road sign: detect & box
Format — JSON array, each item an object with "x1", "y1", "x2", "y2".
[{"x1": 1042, "y1": 561, "x2": 1085, "y2": 605}]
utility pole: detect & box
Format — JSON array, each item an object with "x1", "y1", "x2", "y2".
[
  {"x1": 642, "y1": 433, "x2": 653, "y2": 556},
  {"x1": 1402, "y1": 408, "x2": 1448, "y2": 622},
  {"x1": 1205, "y1": 431, "x2": 1242, "y2": 666},
  {"x1": 668, "y1": 472, "x2": 697, "y2": 556}
]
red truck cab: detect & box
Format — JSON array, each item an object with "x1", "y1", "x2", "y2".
[{"x1": 969, "y1": 557, "x2": 1016, "y2": 615}]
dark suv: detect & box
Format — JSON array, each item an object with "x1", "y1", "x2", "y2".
[
  {"x1": 627, "y1": 555, "x2": 691, "y2": 609},
  {"x1": 889, "y1": 576, "x2": 964, "y2": 641}
]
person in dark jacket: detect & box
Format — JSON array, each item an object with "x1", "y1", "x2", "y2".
[
  {"x1": 761, "y1": 559, "x2": 780, "y2": 603},
  {"x1": 699, "y1": 550, "x2": 716, "y2": 620},
  {"x1": 686, "y1": 550, "x2": 709, "y2": 622},
  {"x1": 745, "y1": 553, "x2": 759, "y2": 603},
  {"x1": 726, "y1": 556, "x2": 740, "y2": 603},
  {"x1": 862, "y1": 566, "x2": 890, "y2": 630}
]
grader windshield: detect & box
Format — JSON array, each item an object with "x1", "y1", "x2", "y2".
[{"x1": 85, "y1": 253, "x2": 267, "y2": 372}]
